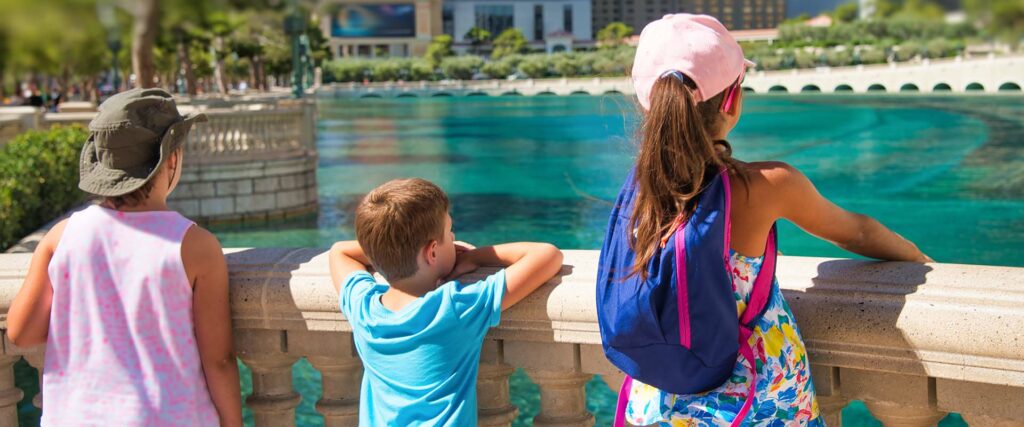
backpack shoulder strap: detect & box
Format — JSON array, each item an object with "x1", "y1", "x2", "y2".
[{"x1": 739, "y1": 224, "x2": 778, "y2": 327}]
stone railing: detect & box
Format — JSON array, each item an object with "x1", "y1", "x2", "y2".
[
  {"x1": 0, "y1": 101, "x2": 319, "y2": 223},
  {"x1": 184, "y1": 102, "x2": 317, "y2": 164},
  {"x1": 0, "y1": 250, "x2": 1022, "y2": 426}
]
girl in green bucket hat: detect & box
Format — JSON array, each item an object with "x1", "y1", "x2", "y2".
[{"x1": 7, "y1": 88, "x2": 243, "y2": 426}]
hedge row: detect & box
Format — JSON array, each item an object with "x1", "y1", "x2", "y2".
[
  {"x1": 322, "y1": 47, "x2": 636, "y2": 83},
  {"x1": 0, "y1": 125, "x2": 88, "y2": 250}
]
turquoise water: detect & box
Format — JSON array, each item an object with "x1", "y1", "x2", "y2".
[{"x1": 217, "y1": 94, "x2": 1024, "y2": 426}]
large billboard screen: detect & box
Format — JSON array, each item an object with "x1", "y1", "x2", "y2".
[{"x1": 330, "y1": 4, "x2": 416, "y2": 38}]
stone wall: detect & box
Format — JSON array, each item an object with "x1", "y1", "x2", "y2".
[{"x1": 169, "y1": 155, "x2": 318, "y2": 223}]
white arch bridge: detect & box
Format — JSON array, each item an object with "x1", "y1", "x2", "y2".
[{"x1": 317, "y1": 55, "x2": 1023, "y2": 98}]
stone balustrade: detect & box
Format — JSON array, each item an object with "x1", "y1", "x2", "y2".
[
  {"x1": 0, "y1": 101, "x2": 319, "y2": 223},
  {"x1": 0, "y1": 249, "x2": 1022, "y2": 426}
]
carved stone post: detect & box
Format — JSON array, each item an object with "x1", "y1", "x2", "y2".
[
  {"x1": 236, "y1": 329, "x2": 301, "y2": 427},
  {"x1": 863, "y1": 402, "x2": 946, "y2": 427},
  {"x1": 526, "y1": 370, "x2": 594, "y2": 427},
  {"x1": 22, "y1": 350, "x2": 44, "y2": 409},
  {"x1": 307, "y1": 355, "x2": 361, "y2": 426},
  {"x1": 0, "y1": 354, "x2": 23, "y2": 426},
  {"x1": 810, "y1": 364, "x2": 847, "y2": 426},
  {"x1": 477, "y1": 340, "x2": 517, "y2": 426},
  {"x1": 289, "y1": 330, "x2": 362, "y2": 427}
]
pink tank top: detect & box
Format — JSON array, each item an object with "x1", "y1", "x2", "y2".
[{"x1": 42, "y1": 205, "x2": 219, "y2": 426}]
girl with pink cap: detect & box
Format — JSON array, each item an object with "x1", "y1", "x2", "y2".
[{"x1": 619, "y1": 14, "x2": 930, "y2": 426}]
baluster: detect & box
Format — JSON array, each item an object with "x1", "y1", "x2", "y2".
[
  {"x1": 0, "y1": 353, "x2": 23, "y2": 425},
  {"x1": 863, "y1": 402, "x2": 946, "y2": 427},
  {"x1": 289, "y1": 331, "x2": 362, "y2": 427},
  {"x1": 525, "y1": 370, "x2": 594, "y2": 427},
  {"x1": 477, "y1": 340, "x2": 517, "y2": 427},
  {"x1": 237, "y1": 330, "x2": 301, "y2": 426},
  {"x1": 810, "y1": 364, "x2": 847, "y2": 426},
  {"x1": 22, "y1": 350, "x2": 45, "y2": 409}
]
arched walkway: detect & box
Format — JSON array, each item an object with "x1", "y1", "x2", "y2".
[
  {"x1": 966, "y1": 82, "x2": 985, "y2": 92},
  {"x1": 467, "y1": 92, "x2": 488, "y2": 97},
  {"x1": 933, "y1": 83, "x2": 952, "y2": 92},
  {"x1": 603, "y1": 90, "x2": 624, "y2": 95},
  {"x1": 741, "y1": 86, "x2": 755, "y2": 93},
  {"x1": 834, "y1": 84, "x2": 854, "y2": 92},
  {"x1": 430, "y1": 92, "x2": 453, "y2": 97},
  {"x1": 899, "y1": 83, "x2": 919, "y2": 92},
  {"x1": 359, "y1": 93, "x2": 383, "y2": 99},
  {"x1": 396, "y1": 93, "x2": 418, "y2": 98},
  {"x1": 801, "y1": 84, "x2": 821, "y2": 93},
  {"x1": 536, "y1": 91, "x2": 556, "y2": 96},
  {"x1": 570, "y1": 90, "x2": 591, "y2": 96},
  {"x1": 768, "y1": 85, "x2": 788, "y2": 93},
  {"x1": 867, "y1": 84, "x2": 887, "y2": 92},
  {"x1": 501, "y1": 91, "x2": 523, "y2": 96},
  {"x1": 997, "y1": 82, "x2": 1021, "y2": 92}
]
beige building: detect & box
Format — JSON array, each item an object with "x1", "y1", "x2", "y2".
[{"x1": 319, "y1": 0, "x2": 443, "y2": 58}]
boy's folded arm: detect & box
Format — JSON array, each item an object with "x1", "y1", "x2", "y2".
[
  {"x1": 328, "y1": 240, "x2": 373, "y2": 293},
  {"x1": 469, "y1": 242, "x2": 563, "y2": 311}
]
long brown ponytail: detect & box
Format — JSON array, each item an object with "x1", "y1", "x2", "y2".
[{"x1": 628, "y1": 74, "x2": 741, "y2": 280}]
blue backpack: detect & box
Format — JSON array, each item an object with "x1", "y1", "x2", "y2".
[{"x1": 596, "y1": 168, "x2": 777, "y2": 427}]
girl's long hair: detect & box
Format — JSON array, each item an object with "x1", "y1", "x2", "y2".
[{"x1": 628, "y1": 74, "x2": 742, "y2": 280}]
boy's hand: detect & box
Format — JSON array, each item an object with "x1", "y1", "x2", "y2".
[
  {"x1": 454, "y1": 241, "x2": 476, "y2": 255},
  {"x1": 446, "y1": 248, "x2": 481, "y2": 281}
]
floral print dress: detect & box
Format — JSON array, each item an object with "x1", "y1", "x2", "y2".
[{"x1": 624, "y1": 250, "x2": 823, "y2": 427}]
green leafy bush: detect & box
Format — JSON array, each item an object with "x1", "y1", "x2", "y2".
[
  {"x1": 440, "y1": 56, "x2": 484, "y2": 80},
  {"x1": 518, "y1": 55, "x2": 550, "y2": 78},
  {"x1": 551, "y1": 53, "x2": 580, "y2": 77},
  {"x1": 481, "y1": 55, "x2": 520, "y2": 79},
  {"x1": 0, "y1": 125, "x2": 88, "y2": 250}
]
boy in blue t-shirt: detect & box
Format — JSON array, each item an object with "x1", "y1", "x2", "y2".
[{"x1": 328, "y1": 178, "x2": 564, "y2": 426}]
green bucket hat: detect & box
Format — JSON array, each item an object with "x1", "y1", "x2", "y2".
[{"x1": 79, "y1": 88, "x2": 207, "y2": 197}]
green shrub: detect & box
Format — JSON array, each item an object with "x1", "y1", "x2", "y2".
[
  {"x1": 517, "y1": 55, "x2": 549, "y2": 78},
  {"x1": 481, "y1": 56, "x2": 520, "y2": 79},
  {"x1": 0, "y1": 125, "x2": 88, "y2": 250},
  {"x1": 440, "y1": 56, "x2": 484, "y2": 80},
  {"x1": 323, "y1": 59, "x2": 374, "y2": 83},
  {"x1": 551, "y1": 53, "x2": 580, "y2": 77}
]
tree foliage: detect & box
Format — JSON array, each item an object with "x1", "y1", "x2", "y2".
[
  {"x1": 491, "y1": 29, "x2": 527, "y2": 59},
  {"x1": 596, "y1": 22, "x2": 633, "y2": 48}
]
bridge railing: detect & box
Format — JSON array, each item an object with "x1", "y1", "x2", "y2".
[{"x1": 0, "y1": 250, "x2": 1022, "y2": 426}]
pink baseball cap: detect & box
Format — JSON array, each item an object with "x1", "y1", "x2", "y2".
[{"x1": 632, "y1": 14, "x2": 755, "y2": 110}]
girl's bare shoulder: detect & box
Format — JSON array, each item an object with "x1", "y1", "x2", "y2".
[{"x1": 181, "y1": 224, "x2": 226, "y2": 283}]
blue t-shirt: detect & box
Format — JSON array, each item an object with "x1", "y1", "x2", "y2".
[{"x1": 339, "y1": 269, "x2": 507, "y2": 427}]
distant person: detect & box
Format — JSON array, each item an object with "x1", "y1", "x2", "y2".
[
  {"x1": 6, "y1": 88, "x2": 242, "y2": 426},
  {"x1": 595, "y1": 14, "x2": 930, "y2": 427},
  {"x1": 328, "y1": 178, "x2": 564, "y2": 426}
]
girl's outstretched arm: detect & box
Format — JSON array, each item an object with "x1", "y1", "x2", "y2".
[
  {"x1": 184, "y1": 226, "x2": 243, "y2": 427},
  {"x1": 7, "y1": 219, "x2": 67, "y2": 347},
  {"x1": 765, "y1": 162, "x2": 931, "y2": 263}
]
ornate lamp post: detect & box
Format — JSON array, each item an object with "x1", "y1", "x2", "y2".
[{"x1": 284, "y1": 1, "x2": 308, "y2": 98}]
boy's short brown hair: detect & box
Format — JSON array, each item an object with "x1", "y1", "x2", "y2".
[{"x1": 355, "y1": 178, "x2": 450, "y2": 281}]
